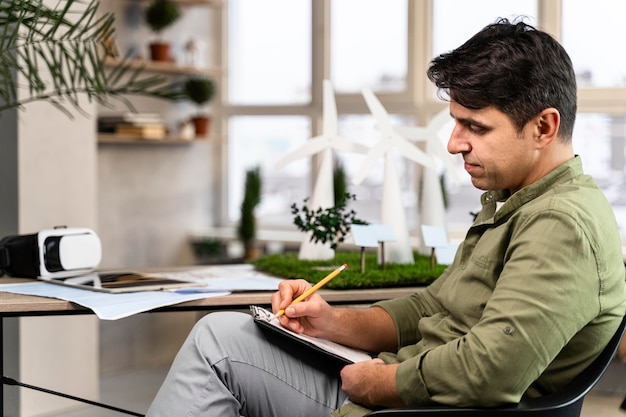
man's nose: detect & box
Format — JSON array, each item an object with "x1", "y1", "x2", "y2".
[{"x1": 447, "y1": 124, "x2": 470, "y2": 154}]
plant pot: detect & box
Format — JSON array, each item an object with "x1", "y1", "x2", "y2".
[
  {"x1": 244, "y1": 245, "x2": 262, "y2": 260},
  {"x1": 149, "y1": 42, "x2": 171, "y2": 62},
  {"x1": 191, "y1": 116, "x2": 210, "y2": 138}
]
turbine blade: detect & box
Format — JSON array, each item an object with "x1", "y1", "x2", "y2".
[
  {"x1": 274, "y1": 138, "x2": 328, "y2": 170},
  {"x1": 395, "y1": 126, "x2": 428, "y2": 141},
  {"x1": 429, "y1": 108, "x2": 453, "y2": 133},
  {"x1": 330, "y1": 135, "x2": 369, "y2": 154},
  {"x1": 428, "y1": 138, "x2": 464, "y2": 182},
  {"x1": 362, "y1": 88, "x2": 394, "y2": 134},
  {"x1": 351, "y1": 140, "x2": 390, "y2": 185},
  {"x1": 392, "y1": 135, "x2": 434, "y2": 168}
]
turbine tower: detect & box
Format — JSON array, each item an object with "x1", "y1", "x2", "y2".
[
  {"x1": 396, "y1": 108, "x2": 463, "y2": 229},
  {"x1": 352, "y1": 88, "x2": 434, "y2": 264},
  {"x1": 275, "y1": 80, "x2": 365, "y2": 260}
]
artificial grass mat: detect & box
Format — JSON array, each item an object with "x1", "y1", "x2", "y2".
[{"x1": 250, "y1": 252, "x2": 447, "y2": 289}]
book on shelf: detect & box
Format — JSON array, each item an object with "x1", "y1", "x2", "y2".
[
  {"x1": 98, "y1": 112, "x2": 163, "y2": 125},
  {"x1": 115, "y1": 123, "x2": 167, "y2": 140},
  {"x1": 97, "y1": 112, "x2": 164, "y2": 133}
]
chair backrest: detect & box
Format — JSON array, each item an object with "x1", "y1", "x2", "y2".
[{"x1": 366, "y1": 314, "x2": 626, "y2": 417}]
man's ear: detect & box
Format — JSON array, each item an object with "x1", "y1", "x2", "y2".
[{"x1": 534, "y1": 108, "x2": 560, "y2": 148}]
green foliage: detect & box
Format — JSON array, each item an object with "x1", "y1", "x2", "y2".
[
  {"x1": 183, "y1": 76, "x2": 215, "y2": 106},
  {"x1": 291, "y1": 192, "x2": 368, "y2": 250},
  {"x1": 0, "y1": 0, "x2": 181, "y2": 118},
  {"x1": 333, "y1": 161, "x2": 348, "y2": 205},
  {"x1": 144, "y1": 0, "x2": 181, "y2": 34},
  {"x1": 237, "y1": 166, "x2": 262, "y2": 246},
  {"x1": 251, "y1": 252, "x2": 447, "y2": 289}
]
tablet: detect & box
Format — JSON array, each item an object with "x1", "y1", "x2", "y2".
[{"x1": 42, "y1": 271, "x2": 204, "y2": 293}]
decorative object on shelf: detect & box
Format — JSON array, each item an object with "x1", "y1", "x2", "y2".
[
  {"x1": 237, "y1": 166, "x2": 262, "y2": 260},
  {"x1": 144, "y1": 0, "x2": 182, "y2": 62},
  {"x1": 178, "y1": 120, "x2": 196, "y2": 140},
  {"x1": 0, "y1": 0, "x2": 179, "y2": 117},
  {"x1": 184, "y1": 37, "x2": 206, "y2": 67},
  {"x1": 183, "y1": 76, "x2": 216, "y2": 137}
]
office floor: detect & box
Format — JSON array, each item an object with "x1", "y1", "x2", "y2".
[{"x1": 39, "y1": 366, "x2": 626, "y2": 417}]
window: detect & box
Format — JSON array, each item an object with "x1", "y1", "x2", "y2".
[
  {"x1": 223, "y1": 0, "x2": 626, "y2": 242},
  {"x1": 228, "y1": 0, "x2": 311, "y2": 105},
  {"x1": 572, "y1": 114, "x2": 626, "y2": 235},
  {"x1": 562, "y1": 0, "x2": 626, "y2": 236},
  {"x1": 330, "y1": 0, "x2": 408, "y2": 93},
  {"x1": 228, "y1": 116, "x2": 311, "y2": 223},
  {"x1": 562, "y1": 0, "x2": 626, "y2": 87},
  {"x1": 432, "y1": 0, "x2": 537, "y2": 57}
]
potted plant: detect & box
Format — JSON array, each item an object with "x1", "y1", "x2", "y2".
[
  {"x1": 237, "y1": 166, "x2": 262, "y2": 259},
  {"x1": 144, "y1": 0, "x2": 181, "y2": 62},
  {"x1": 183, "y1": 76, "x2": 216, "y2": 137}
]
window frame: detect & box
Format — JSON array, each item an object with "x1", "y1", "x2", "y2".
[{"x1": 215, "y1": 0, "x2": 626, "y2": 242}]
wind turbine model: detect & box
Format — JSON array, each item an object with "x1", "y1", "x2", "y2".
[
  {"x1": 396, "y1": 108, "x2": 463, "y2": 229},
  {"x1": 352, "y1": 88, "x2": 434, "y2": 265},
  {"x1": 274, "y1": 80, "x2": 366, "y2": 260}
]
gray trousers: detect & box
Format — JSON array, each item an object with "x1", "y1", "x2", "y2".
[{"x1": 146, "y1": 311, "x2": 349, "y2": 417}]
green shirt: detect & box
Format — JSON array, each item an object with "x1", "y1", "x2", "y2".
[{"x1": 332, "y1": 157, "x2": 626, "y2": 416}]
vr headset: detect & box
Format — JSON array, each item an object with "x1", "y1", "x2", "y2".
[{"x1": 0, "y1": 227, "x2": 102, "y2": 279}]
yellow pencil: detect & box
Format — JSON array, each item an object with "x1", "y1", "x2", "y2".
[{"x1": 273, "y1": 263, "x2": 347, "y2": 319}]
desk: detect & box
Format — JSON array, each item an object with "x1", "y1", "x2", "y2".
[{"x1": 0, "y1": 281, "x2": 423, "y2": 413}]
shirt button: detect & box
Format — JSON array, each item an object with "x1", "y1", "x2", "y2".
[
  {"x1": 485, "y1": 194, "x2": 493, "y2": 202},
  {"x1": 503, "y1": 326, "x2": 515, "y2": 335}
]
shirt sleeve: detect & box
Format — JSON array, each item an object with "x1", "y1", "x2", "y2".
[
  {"x1": 374, "y1": 266, "x2": 451, "y2": 347},
  {"x1": 392, "y1": 209, "x2": 603, "y2": 407}
]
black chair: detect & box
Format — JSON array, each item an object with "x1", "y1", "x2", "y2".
[{"x1": 366, "y1": 315, "x2": 626, "y2": 417}]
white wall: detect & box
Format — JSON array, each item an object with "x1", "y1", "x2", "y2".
[
  {"x1": 2, "y1": 98, "x2": 99, "y2": 416},
  {"x1": 95, "y1": 1, "x2": 220, "y2": 376}
]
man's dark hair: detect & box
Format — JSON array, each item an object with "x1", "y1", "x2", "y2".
[{"x1": 427, "y1": 18, "x2": 577, "y2": 140}]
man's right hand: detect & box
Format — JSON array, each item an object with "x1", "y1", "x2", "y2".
[{"x1": 270, "y1": 279, "x2": 336, "y2": 337}]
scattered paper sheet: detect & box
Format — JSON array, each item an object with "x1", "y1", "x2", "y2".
[
  {"x1": 0, "y1": 265, "x2": 284, "y2": 320},
  {"x1": 150, "y1": 264, "x2": 284, "y2": 291},
  {"x1": 0, "y1": 281, "x2": 229, "y2": 320}
]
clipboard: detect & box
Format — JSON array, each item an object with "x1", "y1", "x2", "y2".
[{"x1": 250, "y1": 305, "x2": 372, "y2": 365}]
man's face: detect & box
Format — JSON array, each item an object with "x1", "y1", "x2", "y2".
[{"x1": 447, "y1": 101, "x2": 539, "y2": 194}]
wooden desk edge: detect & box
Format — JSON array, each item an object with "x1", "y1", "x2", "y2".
[{"x1": 0, "y1": 286, "x2": 423, "y2": 316}]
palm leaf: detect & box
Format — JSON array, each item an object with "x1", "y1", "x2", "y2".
[{"x1": 0, "y1": 0, "x2": 181, "y2": 117}]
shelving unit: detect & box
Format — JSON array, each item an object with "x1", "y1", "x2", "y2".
[
  {"x1": 97, "y1": 0, "x2": 222, "y2": 145},
  {"x1": 97, "y1": 133, "x2": 204, "y2": 144},
  {"x1": 103, "y1": 56, "x2": 222, "y2": 77},
  {"x1": 131, "y1": 0, "x2": 223, "y2": 6}
]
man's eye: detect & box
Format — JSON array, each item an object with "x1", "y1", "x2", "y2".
[{"x1": 468, "y1": 124, "x2": 486, "y2": 134}]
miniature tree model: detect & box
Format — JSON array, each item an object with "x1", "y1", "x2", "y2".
[
  {"x1": 333, "y1": 161, "x2": 348, "y2": 206},
  {"x1": 237, "y1": 166, "x2": 262, "y2": 259},
  {"x1": 291, "y1": 192, "x2": 368, "y2": 251}
]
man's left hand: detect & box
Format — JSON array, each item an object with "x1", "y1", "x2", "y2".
[{"x1": 340, "y1": 359, "x2": 405, "y2": 409}]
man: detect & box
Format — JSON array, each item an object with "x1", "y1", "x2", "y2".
[{"x1": 146, "y1": 19, "x2": 626, "y2": 417}]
